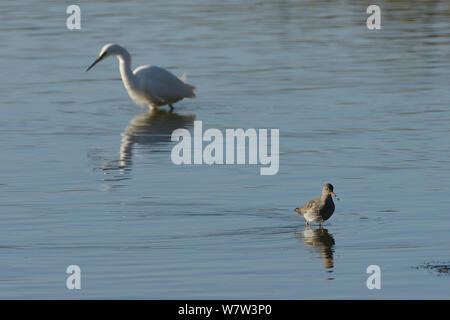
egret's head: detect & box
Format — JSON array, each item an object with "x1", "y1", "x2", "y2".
[
  {"x1": 86, "y1": 43, "x2": 125, "y2": 72},
  {"x1": 323, "y1": 183, "x2": 338, "y2": 199}
]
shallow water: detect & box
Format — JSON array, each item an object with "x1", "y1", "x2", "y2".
[{"x1": 0, "y1": 0, "x2": 449, "y2": 299}]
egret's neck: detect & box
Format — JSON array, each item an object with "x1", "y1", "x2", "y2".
[{"x1": 117, "y1": 51, "x2": 137, "y2": 90}]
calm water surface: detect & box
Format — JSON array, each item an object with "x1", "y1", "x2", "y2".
[{"x1": 0, "y1": 0, "x2": 449, "y2": 298}]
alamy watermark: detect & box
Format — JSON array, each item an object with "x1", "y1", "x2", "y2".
[
  {"x1": 366, "y1": 5, "x2": 381, "y2": 30},
  {"x1": 66, "y1": 5, "x2": 81, "y2": 30},
  {"x1": 366, "y1": 265, "x2": 381, "y2": 289},
  {"x1": 171, "y1": 121, "x2": 279, "y2": 175},
  {"x1": 66, "y1": 265, "x2": 81, "y2": 290}
]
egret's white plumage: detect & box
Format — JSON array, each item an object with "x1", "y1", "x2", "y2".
[{"x1": 86, "y1": 43, "x2": 196, "y2": 110}]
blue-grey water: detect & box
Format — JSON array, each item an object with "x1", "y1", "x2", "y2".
[{"x1": 1, "y1": 0, "x2": 449, "y2": 299}]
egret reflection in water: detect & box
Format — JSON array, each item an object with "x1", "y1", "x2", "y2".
[
  {"x1": 119, "y1": 109, "x2": 195, "y2": 168},
  {"x1": 296, "y1": 227, "x2": 335, "y2": 271}
]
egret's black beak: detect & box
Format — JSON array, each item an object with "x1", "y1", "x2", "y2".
[{"x1": 86, "y1": 53, "x2": 105, "y2": 72}]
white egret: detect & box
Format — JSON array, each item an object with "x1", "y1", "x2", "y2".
[{"x1": 86, "y1": 43, "x2": 196, "y2": 110}]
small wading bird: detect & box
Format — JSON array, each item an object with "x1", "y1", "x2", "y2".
[
  {"x1": 86, "y1": 43, "x2": 196, "y2": 110},
  {"x1": 295, "y1": 183, "x2": 339, "y2": 227}
]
